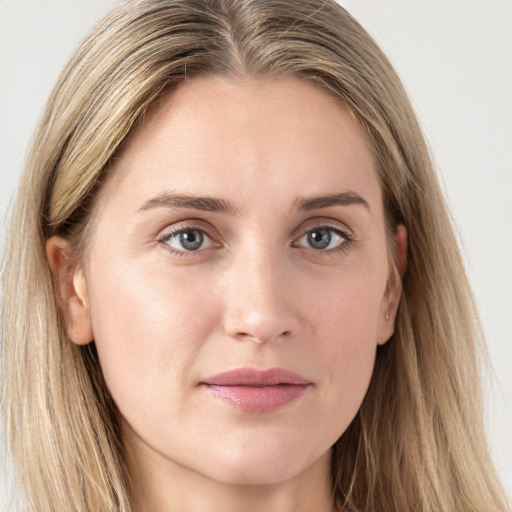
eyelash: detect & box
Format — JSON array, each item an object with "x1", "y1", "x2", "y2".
[
  {"x1": 157, "y1": 223, "x2": 354, "y2": 256},
  {"x1": 293, "y1": 225, "x2": 353, "y2": 254},
  {"x1": 157, "y1": 225, "x2": 218, "y2": 257}
]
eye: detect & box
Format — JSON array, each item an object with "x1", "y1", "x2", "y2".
[
  {"x1": 163, "y1": 228, "x2": 214, "y2": 252},
  {"x1": 296, "y1": 227, "x2": 347, "y2": 250}
]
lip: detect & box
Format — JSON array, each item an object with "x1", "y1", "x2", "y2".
[{"x1": 200, "y1": 368, "x2": 311, "y2": 412}]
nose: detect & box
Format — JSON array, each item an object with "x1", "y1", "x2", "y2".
[{"x1": 221, "y1": 245, "x2": 300, "y2": 344}]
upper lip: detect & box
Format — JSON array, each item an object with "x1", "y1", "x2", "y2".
[{"x1": 201, "y1": 367, "x2": 311, "y2": 386}]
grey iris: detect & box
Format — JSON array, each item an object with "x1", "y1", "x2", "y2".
[
  {"x1": 179, "y1": 229, "x2": 204, "y2": 250},
  {"x1": 308, "y1": 229, "x2": 331, "y2": 249}
]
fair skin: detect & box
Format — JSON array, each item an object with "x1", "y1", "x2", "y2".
[{"x1": 47, "y1": 77, "x2": 406, "y2": 512}]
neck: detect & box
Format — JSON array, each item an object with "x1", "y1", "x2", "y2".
[{"x1": 124, "y1": 427, "x2": 337, "y2": 512}]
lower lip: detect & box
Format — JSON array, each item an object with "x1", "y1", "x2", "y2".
[{"x1": 204, "y1": 384, "x2": 309, "y2": 412}]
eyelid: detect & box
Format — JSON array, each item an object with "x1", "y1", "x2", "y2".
[
  {"x1": 155, "y1": 217, "x2": 354, "y2": 256},
  {"x1": 291, "y1": 219, "x2": 355, "y2": 253},
  {"x1": 157, "y1": 221, "x2": 222, "y2": 254},
  {"x1": 292, "y1": 218, "x2": 354, "y2": 239}
]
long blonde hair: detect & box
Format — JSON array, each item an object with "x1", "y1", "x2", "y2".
[{"x1": 2, "y1": 1, "x2": 509, "y2": 511}]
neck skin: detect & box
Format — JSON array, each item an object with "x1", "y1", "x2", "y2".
[{"x1": 123, "y1": 424, "x2": 337, "y2": 512}]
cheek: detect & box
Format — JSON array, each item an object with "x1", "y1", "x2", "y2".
[
  {"x1": 303, "y1": 268, "x2": 385, "y2": 413},
  {"x1": 306, "y1": 263, "x2": 385, "y2": 347},
  {"x1": 85, "y1": 258, "x2": 219, "y2": 415}
]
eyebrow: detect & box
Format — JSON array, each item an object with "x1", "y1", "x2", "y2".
[
  {"x1": 138, "y1": 191, "x2": 370, "y2": 215},
  {"x1": 138, "y1": 193, "x2": 238, "y2": 215},
  {"x1": 297, "y1": 192, "x2": 370, "y2": 212}
]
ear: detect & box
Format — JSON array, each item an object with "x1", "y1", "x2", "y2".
[
  {"x1": 377, "y1": 224, "x2": 408, "y2": 345},
  {"x1": 46, "y1": 236, "x2": 94, "y2": 345}
]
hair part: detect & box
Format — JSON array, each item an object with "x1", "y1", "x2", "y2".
[{"x1": 2, "y1": 1, "x2": 509, "y2": 511}]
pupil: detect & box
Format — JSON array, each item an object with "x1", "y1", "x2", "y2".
[
  {"x1": 179, "y1": 230, "x2": 203, "y2": 250},
  {"x1": 308, "y1": 229, "x2": 331, "y2": 249}
]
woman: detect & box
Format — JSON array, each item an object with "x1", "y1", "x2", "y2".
[{"x1": 1, "y1": 0, "x2": 509, "y2": 511}]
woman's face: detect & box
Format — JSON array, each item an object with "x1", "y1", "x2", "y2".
[{"x1": 51, "y1": 77, "x2": 403, "y2": 488}]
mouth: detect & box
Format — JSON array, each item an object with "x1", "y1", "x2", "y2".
[{"x1": 200, "y1": 368, "x2": 312, "y2": 412}]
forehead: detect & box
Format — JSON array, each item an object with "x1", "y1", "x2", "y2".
[{"x1": 100, "y1": 76, "x2": 381, "y2": 215}]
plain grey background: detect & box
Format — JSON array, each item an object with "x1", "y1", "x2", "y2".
[{"x1": 1, "y1": 0, "x2": 511, "y2": 507}]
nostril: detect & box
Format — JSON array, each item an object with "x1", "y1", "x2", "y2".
[{"x1": 232, "y1": 329, "x2": 292, "y2": 344}]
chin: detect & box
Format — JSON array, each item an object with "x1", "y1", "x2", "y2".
[{"x1": 200, "y1": 442, "x2": 331, "y2": 487}]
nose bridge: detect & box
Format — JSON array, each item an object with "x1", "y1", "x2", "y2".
[{"x1": 222, "y1": 239, "x2": 298, "y2": 343}]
